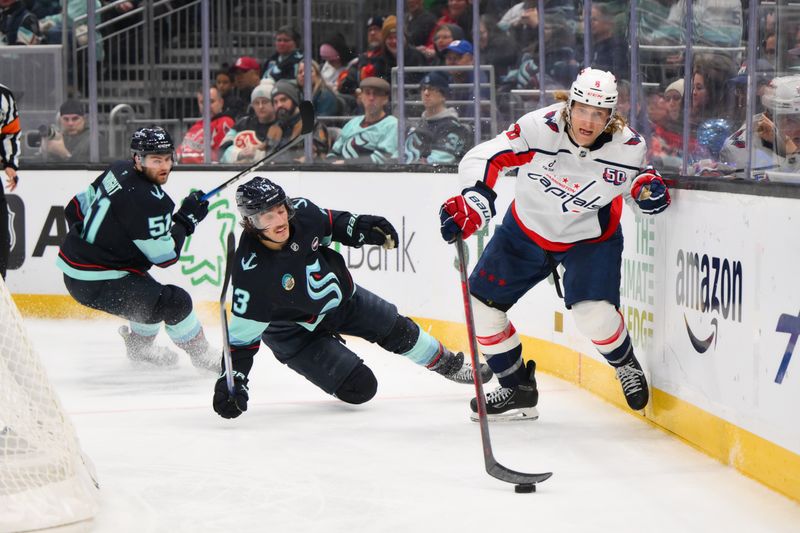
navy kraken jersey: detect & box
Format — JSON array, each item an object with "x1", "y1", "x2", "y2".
[
  {"x1": 227, "y1": 198, "x2": 355, "y2": 348},
  {"x1": 57, "y1": 160, "x2": 178, "y2": 280}
]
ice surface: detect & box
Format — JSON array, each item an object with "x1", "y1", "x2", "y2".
[{"x1": 22, "y1": 318, "x2": 800, "y2": 533}]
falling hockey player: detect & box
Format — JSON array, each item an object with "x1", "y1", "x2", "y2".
[
  {"x1": 57, "y1": 127, "x2": 221, "y2": 372},
  {"x1": 439, "y1": 68, "x2": 671, "y2": 420},
  {"x1": 212, "y1": 176, "x2": 492, "y2": 419}
]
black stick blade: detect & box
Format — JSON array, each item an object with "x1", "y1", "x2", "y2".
[
  {"x1": 487, "y1": 463, "x2": 552, "y2": 485},
  {"x1": 299, "y1": 100, "x2": 315, "y2": 134}
]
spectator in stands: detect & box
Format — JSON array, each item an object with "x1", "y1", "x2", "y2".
[
  {"x1": 719, "y1": 75, "x2": 800, "y2": 179},
  {"x1": 498, "y1": 0, "x2": 538, "y2": 50},
  {"x1": 444, "y1": 40, "x2": 489, "y2": 117},
  {"x1": 380, "y1": 16, "x2": 427, "y2": 80},
  {"x1": 727, "y1": 59, "x2": 774, "y2": 125},
  {"x1": 478, "y1": 14, "x2": 517, "y2": 81},
  {"x1": 176, "y1": 87, "x2": 234, "y2": 164},
  {"x1": 338, "y1": 17, "x2": 387, "y2": 97},
  {"x1": 404, "y1": 71, "x2": 472, "y2": 164},
  {"x1": 297, "y1": 60, "x2": 340, "y2": 117},
  {"x1": 220, "y1": 82, "x2": 276, "y2": 164},
  {"x1": 365, "y1": 15, "x2": 385, "y2": 51},
  {"x1": 420, "y1": 22, "x2": 464, "y2": 65},
  {"x1": 691, "y1": 53, "x2": 738, "y2": 127},
  {"x1": 648, "y1": 78, "x2": 690, "y2": 170},
  {"x1": 38, "y1": 0, "x2": 103, "y2": 59},
  {"x1": 434, "y1": 0, "x2": 473, "y2": 41},
  {"x1": 231, "y1": 56, "x2": 263, "y2": 105},
  {"x1": 267, "y1": 79, "x2": 329, "y2": 162},
  {"x1": 263, "y1": 26, "x2": 304, "y2": 84},
  {"x1": 0, "y1": 0, "x2": 43, "y2": 45},
  {"x1": 42, "y1": 100, "x2": 91, "y2": 162},
  {"x1": 328, "y1": 77, "x2": 397, "y2": 164},
  {"x1": 590, "y1": 2, "x2": 629, "y2": 78},
  {"x1": 319, "y1": 33, "x2": 354, "y2": 93},
  {"x1": 762, "y1": 33, "x2": 777, "y2": 67},
  {"x1": 668, "y1": 0, "x2": 743, "y2": 49},
  {"x1": 216, "y1": 67, "x2": 247, "y2": 119},
  {"x1": 406, "y1": 0, "x2": 437, "y2": 48}
]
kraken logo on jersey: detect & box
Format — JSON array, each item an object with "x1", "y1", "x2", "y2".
[{"x1": 306, "y1": 259, "x2": 342, "y2": 314}]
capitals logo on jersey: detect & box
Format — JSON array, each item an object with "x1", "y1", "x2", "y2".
[
  {"x1": 624, "y1": 130, "x2": 643, "y2": 146},
  {"x1": 602, "y1": 167, "x2": 627, "y2": 186},
  {"x1": 543, "y1": 111, "x2": 560, "y2": 133}
]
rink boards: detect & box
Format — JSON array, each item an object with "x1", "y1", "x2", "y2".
[{"x1": 6, "y1": 169, "x2": 800, "y2": 502}]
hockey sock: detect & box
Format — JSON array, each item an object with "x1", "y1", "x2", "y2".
[
  {"x1": 481, "y1": 344, "x2": 526, "y2": 388},
  {"x1": 165, "y1": 310, "x2": 202, "y2": 345},
  {"x1": 379, "y1": 315, "x2": 441, "y2": 366},
  {"x1": 129, "y1": 321, "x2": 160, "y2": 339}
]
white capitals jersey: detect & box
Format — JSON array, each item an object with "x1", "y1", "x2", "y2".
[{"x1": 458, "y1": 102, "x2": 647, "y2": 251}]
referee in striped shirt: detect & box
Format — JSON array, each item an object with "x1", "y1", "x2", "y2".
[{"x1": 0, "y1": 83, "x2": 20, "y2": 279}]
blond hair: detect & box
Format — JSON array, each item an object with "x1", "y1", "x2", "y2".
[{"x1": 554, "y1": 91, "x2": 626, "y2": 134}]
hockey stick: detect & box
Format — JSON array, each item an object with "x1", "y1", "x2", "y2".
[
  {"x1": 200, "y1": 100, "x2": 315, "y2": 202},
  {"x1": 220, "y1": 231, "x2": 236, "y2": 394},
  {"x1": 455, "y1": 236, "x2": 553, "y2": 488}
]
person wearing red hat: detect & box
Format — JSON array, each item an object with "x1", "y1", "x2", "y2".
[{"x1": 231, "y1": 56, "x2": 262, "y2": 104}]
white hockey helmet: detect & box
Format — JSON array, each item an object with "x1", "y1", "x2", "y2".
[
  {"x1": 761, "y1": 75, "x2": 800, "y2": 115},
  {"x1": 569, "y1": 68, "x2": 619, "y2": 112}
]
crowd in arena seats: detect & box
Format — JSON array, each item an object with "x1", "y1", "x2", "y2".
[{"x1": 7, "y1": 0, "x2": 800, "y2": 179}]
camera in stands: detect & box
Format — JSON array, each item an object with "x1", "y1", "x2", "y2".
[{"x1": 26, "y1": 125, "x2": 58, "y2": 148}]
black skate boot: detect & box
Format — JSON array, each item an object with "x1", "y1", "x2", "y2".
[
  {"x1": 119, "y1": 326, "x2": 179, "y2": 367},
  {"x1": 428, "y1": 347, "x2": 493, "y2": 385},
  {"x1": 470, "y1": 360, "x2": 538, "y2": 422},
  {"x1": 612, "y1": 352, "x2": 649, "y2": 410},
  {"x1": 176, "y1": 330, "x2": 222, "y2": 374}
]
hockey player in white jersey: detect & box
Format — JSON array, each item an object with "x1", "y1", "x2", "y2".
[
  {"x1": 719, "y1": 75, "x2": 800, "y2": 180},
  {"x1": 439, "y1": 68, "x2": 671, "y2": 420}
]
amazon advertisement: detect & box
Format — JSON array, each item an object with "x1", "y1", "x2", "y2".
[{"x1": 659, "y1": 191, "x2": 800, "y2": 455}]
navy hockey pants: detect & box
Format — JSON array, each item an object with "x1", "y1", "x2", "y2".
[
  {"x1": 63, "y1": 273, "x2": 193, "y2": 326},
  {"x1": 469, "y1": 208, "x2": 624, "y2": 309},
  {"x1": 262, "y1": 284, "x2": 398, "y2": 395}
]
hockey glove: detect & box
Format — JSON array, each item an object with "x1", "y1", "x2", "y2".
[
  {"x1": 356, "y1": 215, "x2": 399, "y2": 249},
  {"x1": 631, "y1": 166, "x2": 671, "y2": 215},
  {"x1": 213, "y1": 371, "x2": 249, "y2": 419},
  {"x1": 439, "y1": 181, "x2": 497, "y2": 243},
  {"x1": 174, "y1": 190, "x2": 210, "y2": 235}
]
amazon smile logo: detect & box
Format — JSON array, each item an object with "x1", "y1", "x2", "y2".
[
  {"x1": 683, "y1": 315, "x2": 718, "y2": 354},
  {"x1": 675, "y1": 249, "x2": 744, "y2": 354}
]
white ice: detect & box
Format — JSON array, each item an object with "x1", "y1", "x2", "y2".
[{"x1": 24, "y1": 318, "x2": 800, "y2": 533}]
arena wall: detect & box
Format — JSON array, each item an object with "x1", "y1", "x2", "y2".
[{"x1": 8, "y1": 169, "x2": 800, "y2": 502}]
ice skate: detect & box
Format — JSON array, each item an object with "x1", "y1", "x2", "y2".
[
  {"x1": 177, "y1": 330, "x2": 222, "y2": 374},
  {"x1": 470, "y1": 361, "x2": 538, "y2": 422},
  {"x1": 119, "y1": 326, "x2": 179, "y2": 368},
  {"x1": 613, "y1": 353, "x2": 649, "y2": 410},
  {"x1": 429, "y1": 348, "x2": 493, "y2": 385}
]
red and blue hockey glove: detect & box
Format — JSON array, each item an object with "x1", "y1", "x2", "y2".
[
  {"x1": 631, "y1": 166, "x2": 671, "y2": 215},
  {"x1": 439, "y1": 181, "x2": 497, "y2": 243}
]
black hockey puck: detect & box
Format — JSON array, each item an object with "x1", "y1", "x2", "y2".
[{"x1": 514, "y1": 483, "x2": 536, "y2": 493}]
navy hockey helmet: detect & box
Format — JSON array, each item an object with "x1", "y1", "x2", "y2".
[
  {"x1": 130, "y1": 126, "x2": 174, "y2": 156},
  {"x1": 236, "y1": 176, "x2": 295, "y2": 228}
]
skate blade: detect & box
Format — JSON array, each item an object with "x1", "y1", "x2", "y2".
[{"x1": 470, "y1": 406, "x2": 539, "y2": 422}]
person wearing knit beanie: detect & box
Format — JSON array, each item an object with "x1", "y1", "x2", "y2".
[
  {"x1": 271, "y1": 79, "x2": 301, "y2": 109},
  {"x1": 381, "y1": 15, "x2": 397, "y2": 43}
]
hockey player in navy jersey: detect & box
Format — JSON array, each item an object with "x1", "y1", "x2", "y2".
[
  {"x1": 212, "y1": 177, "x2": 492, "y2": 419},
  {"x1": 439, "y1": 68, "x2": 671, "y2": 420},
  {"x1": 57, "y1": 127, "x2": 221, "y2": 372}
]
